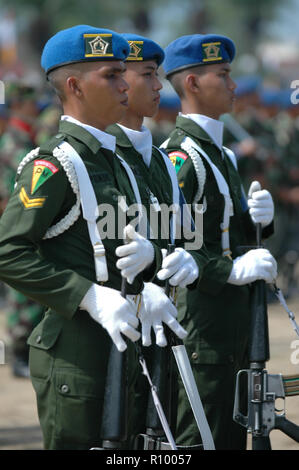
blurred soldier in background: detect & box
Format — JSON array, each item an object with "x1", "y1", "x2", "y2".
[
  {"x1": 265, "y1": 90, "x2": 299, "y2": 297},
  {"x1": 0, "y1": 83, "x2": 40, "y2": 210},
  {"x1": 225, "y1": 80, "x2": 299, "y2": 297},
  {"x1": 0, "y1": 82, "x2": 44, "y2": 377},
  {"x1": 223, "y1": 76, "x2": 279, "y2": 193}
]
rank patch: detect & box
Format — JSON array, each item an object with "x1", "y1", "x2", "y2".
[
  {"x1": 31, "y1": 160, "x2": 58, "y2": 195},
  {"x1": 168, "y1": 151, "x2": 188, "y2": 173},
  {"x1": 19, "y1": 187, "x2": 46, "y2": 209},
  {"x1": 84, "y1": 34, "x2": 114, "y2": 58}
]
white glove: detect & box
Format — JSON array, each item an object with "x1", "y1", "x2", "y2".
[
  {"x1": 248, "y1": 181, "x2": 274, "y2": 227},
  {"x1": 80, "y1": 284, "x2": 140, "y2": 352},
  {"x1": 139, "y1": 282, "x2": 187, "y2": 347},
  {"x1": 227, "y1": 248, "x2": 277, "y2": 286},
  {"x1": 157, "y1": 247, "x2": 199, "y2": 287},
  {"x1": 116, "y1": 224, "x2": 155, "y2": 284}
]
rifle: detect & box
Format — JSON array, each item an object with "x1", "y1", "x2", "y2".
[
  {"x1": 136, "y1": 244, "x2": 215, "y2": 450},
  {"x1": 135, "y1": 243, "x2": 178, "y2": 450},
  {"x1": 233, "y1": 223, "x2": 299, "y2": 449}
]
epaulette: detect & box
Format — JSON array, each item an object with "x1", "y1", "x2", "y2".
[{"x1": 15, "y1": 139, "x2": 81, "y2": 240}]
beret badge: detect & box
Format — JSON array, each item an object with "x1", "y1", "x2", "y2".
[
  {"x1": 84, "y1": 33, "x2": 114, "y2": 58},
  {"x1": 202, "y1": 42, "x2": 222, "y2": 62},
  {"x1": 127, "y1": 41, "x2": 144, "y2": 61}
]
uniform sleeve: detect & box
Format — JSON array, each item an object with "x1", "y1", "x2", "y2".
[{"x1": 0, "y1": 155, "x2": 92, "y2": 318}]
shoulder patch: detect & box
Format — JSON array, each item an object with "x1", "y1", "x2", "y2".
[
  {"x1": 168, "y1": 151, "x2": 188, "y2": 173},
  {"x1": 31, "y1": 160, "x2": 59, "y2": 195}
]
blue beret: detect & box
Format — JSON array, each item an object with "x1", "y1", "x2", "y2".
[
  {"x1": 277, "y1": 89, "x2": 294, "y2": 109},
  {"x1": 121, "y1": 33, "x2": 164, "y2": 66},
  {"x1": 164, "y1": 34, "x2": 235, "y2": 77},
  {"x1": 259, "y1": 88, "x2": 281, "y2": 107},
  {"x1": 235, "y1": 75, "x2": 262, "y2": 97},
  {"x1": 41, "y1": 25, "x2": 130, "y2": 74},
  {"x1": 159, "y1": 92, "x2": 181, "y2": 109}
]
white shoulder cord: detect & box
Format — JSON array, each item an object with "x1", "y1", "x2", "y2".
[
  {"x1": 182, "y1": 136, "x2": 233, "y2": 258},
  {"x1": 15, "y1": 146, "x2": 81, "y2": 240},
  {"x1": 180, "y1": 139, "x2": 206, "y2": 205}
]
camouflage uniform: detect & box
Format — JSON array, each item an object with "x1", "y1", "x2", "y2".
[{"x1": 0, "y1": 84, "x2": 44, "y2": 376}]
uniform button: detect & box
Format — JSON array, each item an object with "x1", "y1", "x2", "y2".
[
  {"x1": 61, "y1": 384, "x2": 69, "y2": 394},
  {"x1": 191, "y1": 352, "x2": 198, "y2": 360},
  {"x1": 228, "y1": 355, "x2": 234, "y2": 363},
  {"x1": 36, "y1": 335, "x2": 42, "y2": 344}
]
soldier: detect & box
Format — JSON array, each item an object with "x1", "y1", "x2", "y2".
[
  {"x1": 107, "y1": 33, "x2": 209, "y2": 443},
  {"x1": 160, "y1": 34, "x2": 277, "y2": 449},
  {"x1": 0, "y1": 25, "x2": 188, "y2": 450},
  {"x1": 0, "y1": 83, "x2": 44, "y2": 377},
  {"x1": 0, "y1": 83, "x2": 40, "y2": 210}
]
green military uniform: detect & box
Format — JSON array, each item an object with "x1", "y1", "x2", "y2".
[
  {"x1": 163, "y1": 115, "x2": 273, "y2": 449},
  {"x1": 0, "y1": 120, "x2": 164, "y2": 449},
  {"x1": 108, "y1": 123, "x2": 209, "y2": 442}
]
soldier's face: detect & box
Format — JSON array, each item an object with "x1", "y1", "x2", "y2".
[
  {"x1": 77, "y1": 61, "x2": 129, "y2": 129},
  {"x1": 123, "y1": 61, "x2": 162, "y2": 119},
  {"x1": 194, "y1": 63, "x2": 236, "y2": 119}
]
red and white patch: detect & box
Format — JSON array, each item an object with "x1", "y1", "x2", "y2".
[
  {"x1": 34, "y1": 160, "x2": 59, "y2": 173},
  {"x1": 168, "y1": 151, "x2": 188, "y2": 161}
]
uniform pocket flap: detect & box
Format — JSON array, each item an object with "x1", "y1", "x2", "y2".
[
  {"x1": 55, "y1": 370, "x2": 102, "y2": 399},
  {"x1": 185, "y1": 343, "x2": 234, "y2": 365},
  {"x1": 27, "y1": 310, "x2": 65, "y2": 350}
]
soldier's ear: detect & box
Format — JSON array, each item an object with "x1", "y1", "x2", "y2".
[
  {"x1": 185, "y1": 73, "x2": 200, "y2": 94},
  {"x1": 66, "y1": 76, "x2": 82, "y2": 98}
]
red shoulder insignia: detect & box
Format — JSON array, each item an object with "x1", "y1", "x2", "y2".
[{"x1": 168, "y1": 151, "x2": 188, "y2": 173}]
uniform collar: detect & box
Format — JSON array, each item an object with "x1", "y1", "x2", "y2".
[
  {"x1": 179, "y1": 113, "x2": 224, "y2": 150},
  {"x1": 60, "y1": 115, "x2": 116, "y2": 154},
  {"x1": 117, "y1": 124, "x2": 152, "y2": 167},
  {"x1": 108, "y1": 123, "x2": 153, "y2": 167},
  {"x1": 107, "y1": 123, "x2": 132, "y2": 148}
]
